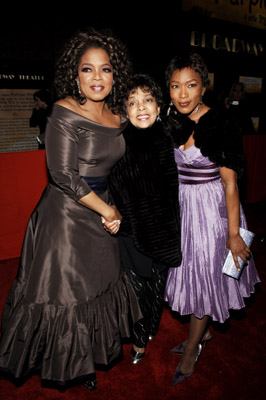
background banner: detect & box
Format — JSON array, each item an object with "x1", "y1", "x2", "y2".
[{"x1": 0, "y1": 89, "x2": 39, "y2": 153}]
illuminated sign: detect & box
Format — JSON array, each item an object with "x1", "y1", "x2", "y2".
[
  {"x1": 0, "y1": 74, "x2": 45, "y2": 81},
  {"x1": 183, "y1": 0, "x2": 266, "y2": 30},
  {"x1": 190, "y1": 31, "x2": 264, "y2": 55}
]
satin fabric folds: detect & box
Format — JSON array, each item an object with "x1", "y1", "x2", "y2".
[
  {"x1": 164, "y1": 145, "x2": 260, "y2": 323},
  {"x1": 0, "y1": 105, "x2": 142, "y2": 382}
]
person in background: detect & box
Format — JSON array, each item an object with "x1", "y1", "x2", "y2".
[
  {"x1": 0, "y1": 28, "x2": 142, "y2": 391},
  {"x1": 224, "y1": 82, "x2": 255, "y2": 202},
  {"x1": 29, "y1": 89, "x2": 52, "y2": 149},
  {"x1": 108, "y1": 74, "x2": 182, "y2": 365},
  {"x1": 224, "y1": 82, "x2": 255, "y2": 136},
  {"x1": 163, "y1": 51, "x2": 260, "y2": 386}
]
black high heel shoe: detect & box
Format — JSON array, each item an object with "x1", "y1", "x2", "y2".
[
  {"x1": 131, "y1": 346, "x2": 145, "y2": 364},
  {"x1": 84, "y1": 374, "x2": 97, "y2": 391},
  {"x1": 170, "y1": 332, "x2": 213, "y2": 355},
  {"x1": 171, "y1": 344, "x2": 202, "y2": 385}
]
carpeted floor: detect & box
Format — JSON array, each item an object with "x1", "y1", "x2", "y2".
[{"x1": 0, "y1": 201, "x2": 265, "y2": 400}]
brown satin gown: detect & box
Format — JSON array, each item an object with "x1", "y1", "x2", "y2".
[{"x1": 0, "y1": 104, "x2": 141, "y2": 382}]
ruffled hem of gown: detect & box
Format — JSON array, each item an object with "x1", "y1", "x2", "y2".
[{"x1": 0, "y1": 272, "x2": 142, "y2": 382}]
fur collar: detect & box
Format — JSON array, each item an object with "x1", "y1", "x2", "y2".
[
  {"x1": 123, "y1": 120, "x2": 170, "y2": 149},
  {"x1": 166, "y1": 107, "x2": 245, "y2": 176}
]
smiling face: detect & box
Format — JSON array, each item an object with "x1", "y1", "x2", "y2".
[
  {"x1": 77, "y1": 47, "x2": 113, "y2": 102},
  {"x1": 169, "y1": 67, "x2": 206, "y2": 116},
  {"x1": 126, "y1": 87, "x2": 160, "y2": 129}
]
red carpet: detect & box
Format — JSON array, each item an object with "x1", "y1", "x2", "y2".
[{"x1": 0, "y1": 201, "x2": 265, "y2": 400}]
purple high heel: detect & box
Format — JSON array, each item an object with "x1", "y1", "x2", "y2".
[
  {"x1": 170, "y1": 342, "x2": 185, "y2": 355},
  {"x1": 171, "y1": 344, "x2": 202, "y2": 385},
  {"x1": 170, "y1": 332, "x2": 213, "y2": 355}
]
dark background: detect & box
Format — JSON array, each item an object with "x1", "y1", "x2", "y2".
[{"x1": 1, "y1": 4, "x2": 265, "y2": 132}]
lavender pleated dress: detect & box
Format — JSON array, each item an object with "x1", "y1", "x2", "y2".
[{"x1": 164, "y1": 145, "x2": 260, "y2": 323}]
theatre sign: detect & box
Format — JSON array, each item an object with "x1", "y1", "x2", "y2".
[
  {"x1": 190, "y1": 31, "x2": 264, "y2": 55},
  {"x1": 183, "y1": 0, "x2": 266, "y2": 30},
  {"x1": 0, "y1": 74, "x2": 45, "y2": 83}
]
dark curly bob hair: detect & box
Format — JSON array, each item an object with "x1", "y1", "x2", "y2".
[
  {"x1": 124, "y1": 73, "x2": 164, "y2": 112},
  {"x1": 165, "y1": 51, "x2": 209, "y2": 88},
  {"x1": 54, "y1": 28, "x2": 133, "y2": 115}
]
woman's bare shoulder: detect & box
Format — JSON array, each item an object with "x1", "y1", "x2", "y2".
[{"x1": 56, "y1": 97, "x2": 77, "y2": 112}]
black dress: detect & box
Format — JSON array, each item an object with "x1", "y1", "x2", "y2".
[
  {"x1": 108, "y1": 120, "x2": 181, "y2": 347},
  {"x1": 0, "y1": 104, "x2": 141, "y2": 382}
]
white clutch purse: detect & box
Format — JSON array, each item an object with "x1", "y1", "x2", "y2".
[{"x1": 222, "y1": 227, "x2": 255, "y2": 279}]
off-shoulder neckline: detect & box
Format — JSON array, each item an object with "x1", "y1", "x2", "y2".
[{"x1": 53, "y1": 103, "x2": 127, "y2": 129}]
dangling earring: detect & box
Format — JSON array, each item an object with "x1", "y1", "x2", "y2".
[
  {"x1": 156, "y1": 114, "x2": 161, "y2": 122},
  {"x1": 110, "y1": 81, "x2": 116, "y2": 103},
  {"x1": 193, "y1": 97, "x2": 203, "y2": 115},
  {"x1": 167, "y1": 101, "x2": 173, "y2": 116},
  {"x1": 110, "y1": 80, "x2": 115, "y2": 95},
  {"x1": 76, "y1": 78, "x2": 81, "y2": 95},
  {"x1": 193, "y1": 103, "x2": 200, "y2": 115}
]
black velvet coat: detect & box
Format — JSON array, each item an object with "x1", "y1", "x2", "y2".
[
  {"x1": 108, "y1": 120, "x2": 182, "y2": 269},
  {"x1": 166, "y1": 107, "x2": 245, "y2": 178}
]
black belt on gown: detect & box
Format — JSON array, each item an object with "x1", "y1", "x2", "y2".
[
  {"x1": 81, "y1": 176, "x2": 108, "y2": 194},
  {"x1": 49, "y1": 175, "x2": 108, "y2": 195}
]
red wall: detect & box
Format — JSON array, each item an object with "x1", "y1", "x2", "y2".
[{"x1": 0, "y1": 150, "x2": 48, "y2": 260}]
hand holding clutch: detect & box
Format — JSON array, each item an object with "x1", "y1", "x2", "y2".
[{"x1": 222, "y1": 228, "x2": 255, "y2": 279}]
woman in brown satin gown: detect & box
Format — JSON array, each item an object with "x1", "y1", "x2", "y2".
[{"x1": 0, "y1": 28, "x2": 141, "y2": 391}]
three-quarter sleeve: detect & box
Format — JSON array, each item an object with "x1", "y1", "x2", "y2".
[{"x1": 45, "y1": 114, "x2": 91, "y2": 201}]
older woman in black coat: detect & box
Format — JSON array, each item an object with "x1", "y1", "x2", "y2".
[{"x1": 108, "y1": 74, "x2": 182, "y2": 364}]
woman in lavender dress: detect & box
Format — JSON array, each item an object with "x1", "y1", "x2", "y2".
[{"x1": 163, "y1": 52, "x2": 260, "y2": 385}]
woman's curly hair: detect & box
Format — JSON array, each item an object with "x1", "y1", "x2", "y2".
[
  {"x1": 124, "y1": 73, "x2": 164, "y2": 113},
  {"x1": 165, "y1": 51, "x2": 210, "y2": 88},
  {"x1": 54, "y1": 28, "x2": 133, "y2": 115}
]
